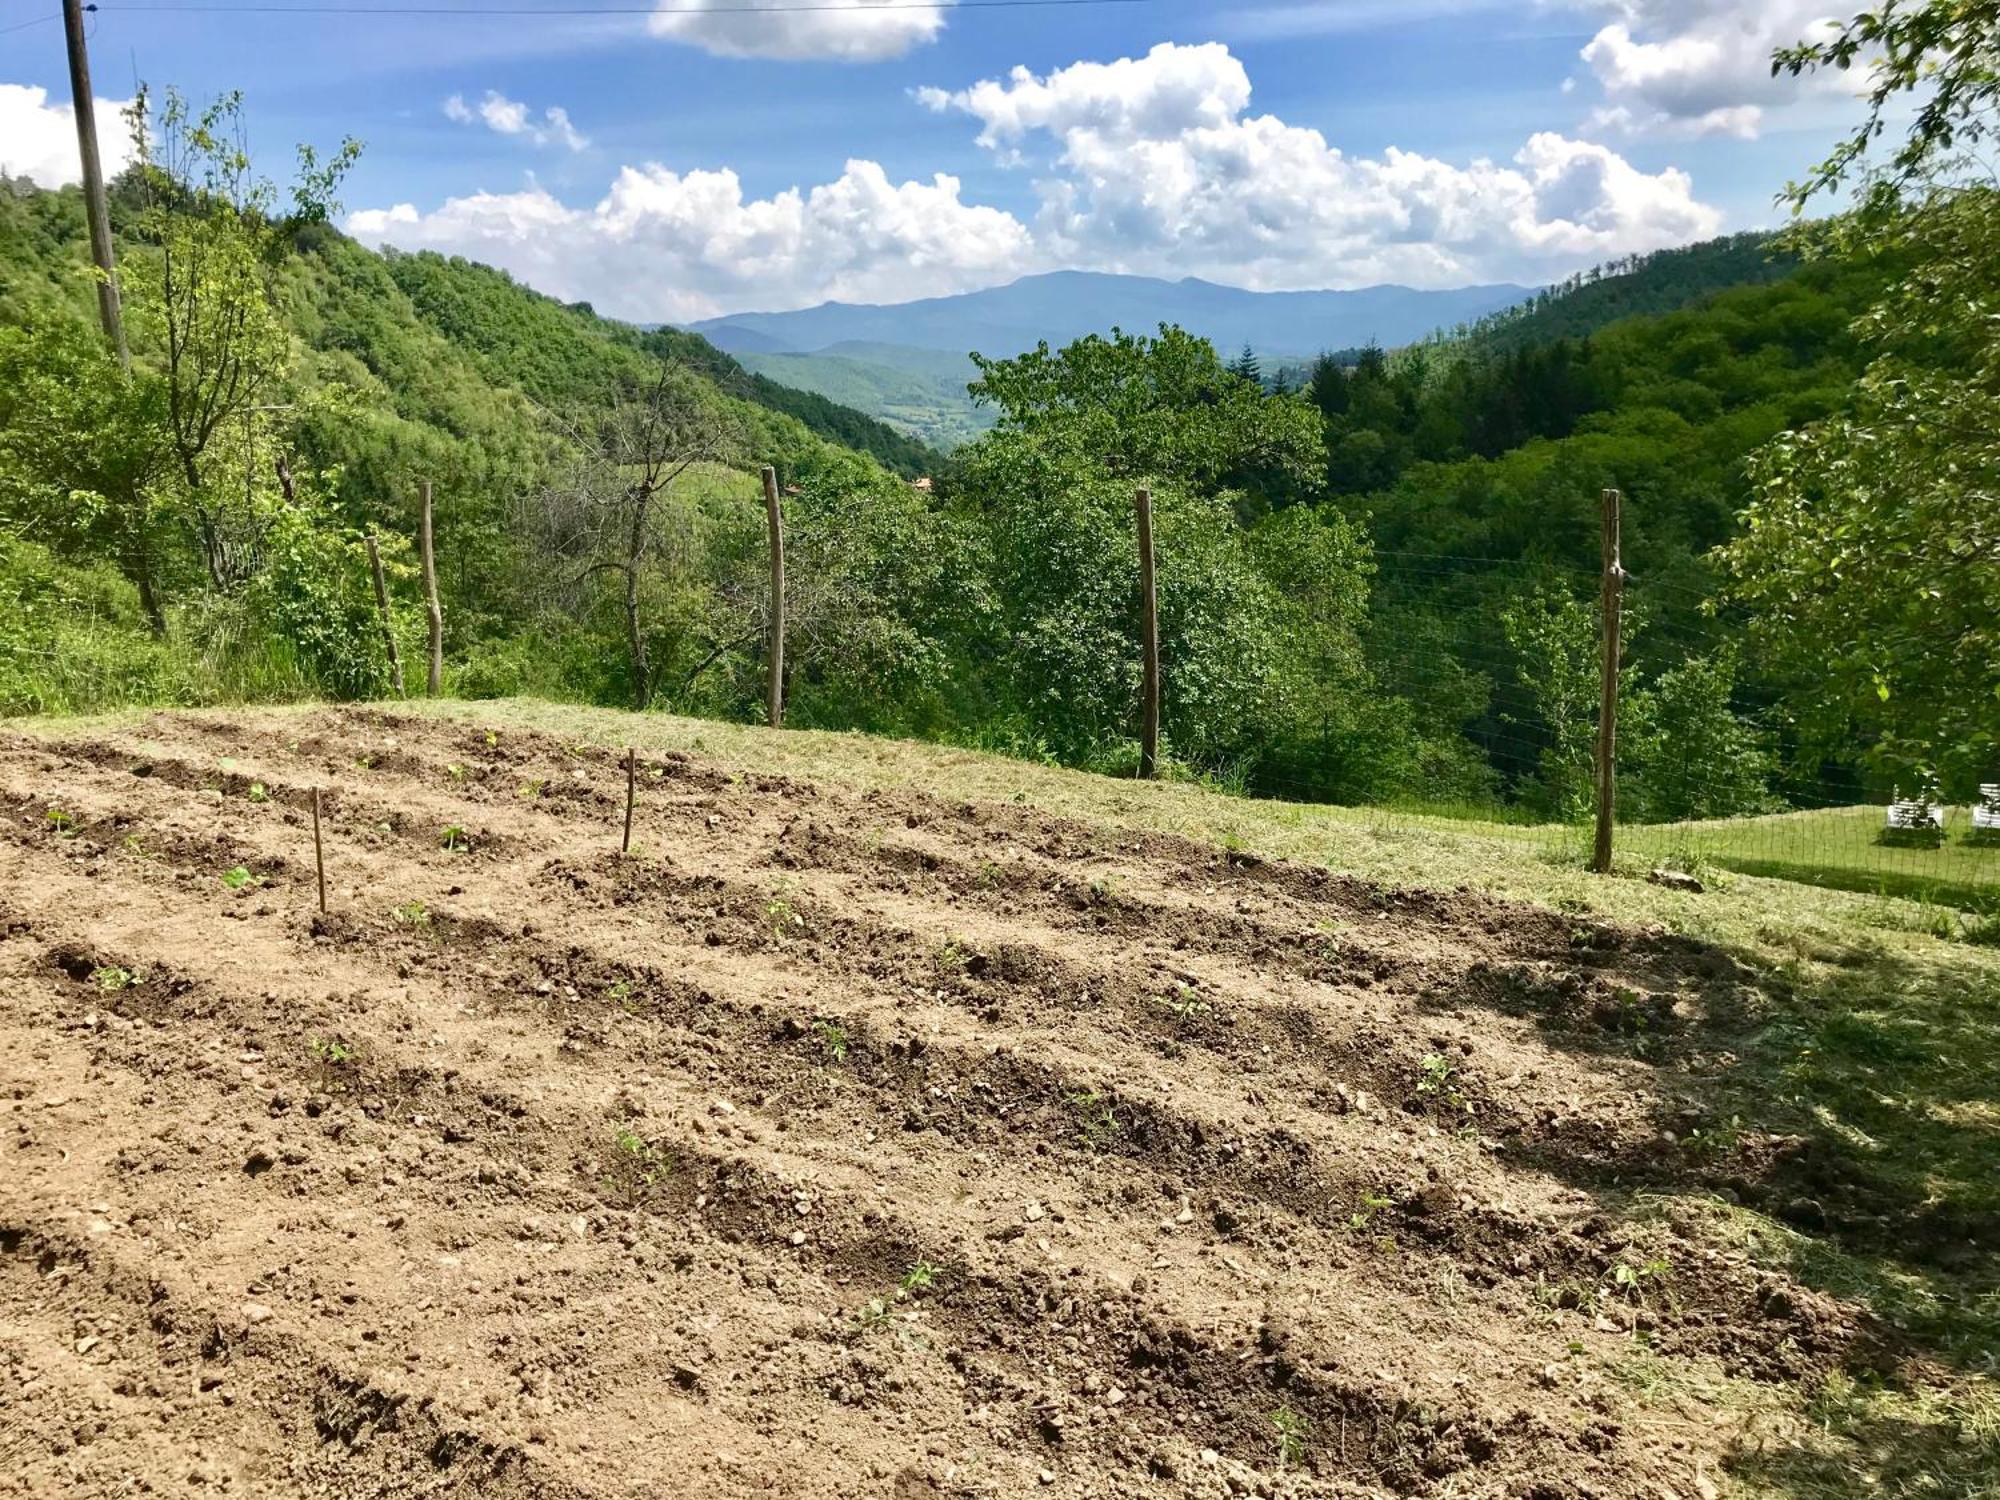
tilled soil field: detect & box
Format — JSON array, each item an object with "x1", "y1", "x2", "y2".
[{"x1": 0, "y1": 708, "x2": 1874, "y2": 1498}]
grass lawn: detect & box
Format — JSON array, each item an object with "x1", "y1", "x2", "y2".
[{"x1": 1345, "y1": 800, "x2": 2000, "y2": 912}]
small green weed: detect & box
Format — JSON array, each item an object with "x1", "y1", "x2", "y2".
[
  {"x1": 91, "y1": 965, "x2": 141, "y2": 992},
  {"x1": 439, "y1": 824, "x2": 471, "y2": 852},
  {"x1": 1682, "y1": 1114, "x2": 1744, "y2": 1157},
  {"x1": 45, "y1": 806, "x2": 76, "y2": 837},
  {"x1": 445, "y1": 763, "x2": 466, "y2": 782},
  {"x1": 1271, "y1": 1404, "x2": 1308, "y2": 1469},
  {"x1": 854, "y1": 1295, "x2": 894, "y2": 1333},
  {"x1": 1416, "y1": 1052, "x2": 1468, "y2": 1111},
  {"x1": 1612, "y1": 1257, "x2": 1672, "y2": 1305},
  {"x1": 899, "y1": 1260, "x2": 937, "y2": 1294},
  {"x1": 764, "y1": 886, "x2": 805, "y2": 944},
  {"x1": 811, "y1": 1019, "x2": 849, "y2": 1062},
  {"x1": 1349, "y1": 1190, "x2": 1393, "y2": 1230},
  {"x1": 391, "y1": 900, "x2": 431, "y2": 929},
  {"x1": 246, "y1": 782, "x2": 269, "y2": 804},
  {"x1": 1069, "y1": 1090, "x2": 1120, "y2": 1151},
  {"x1": 1152, "y1": 980, "x2": 1209, "y2": 1019},
  {"x1": 309, "y1": 1035, "x2": 357, "y2": 1091},
  {"x1": 600, "y1": 1127, "x2": 668, "y2": 1205},
  {"x1": 221, "y1": 865, "x2": 264, "y2": 891}
]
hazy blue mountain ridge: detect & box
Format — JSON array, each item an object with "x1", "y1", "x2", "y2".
[{"x1": 688, "y1": 271, "x2": 1530, "y2": 361}]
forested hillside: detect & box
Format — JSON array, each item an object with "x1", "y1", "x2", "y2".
[
  {"x1": 0, "y1": 115, "x2": 945, "y2": 710},
  {"x1": 1278, "y1": 240, "x2": 1891, "y2": 807},
  {"x1": 1, "y1": 179, "x2": 934, "y2": 479},
  {"x1": 1443, "y1": 232, "x2": 1800, "y2": 355}
]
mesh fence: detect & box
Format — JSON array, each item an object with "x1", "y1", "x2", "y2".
[
  {"x1": 523, "y1": 471, "x2": 1999, "y2": 913},
  {"x1": 1263, "y1": 545, "x2": 1999, "y2": 908}
]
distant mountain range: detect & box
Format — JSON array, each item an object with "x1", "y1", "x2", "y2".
[
  {"x1": 690, "y1": 270, "x2": 1528, "y2": 362},
  {"x1": 684, "y1": 271, "x2": 1529, "y2": 448}
]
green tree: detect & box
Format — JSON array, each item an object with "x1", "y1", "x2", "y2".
[
  {"x1": 954, "y1": 327, "x2": 1327, "y2": 769},
  {"x1": 1622, "y1": 646, "x2": 1775, "y2": 821},
  {"x1": 525, "y1": 362, "x2": 738, "y2": 709},
  {"x1": 0, "y1": 319, "x2": 175, "y2": 630},
  {"x1": 969, "y1": 325, "x2": 1321, "y2": 499},
  {"x1": 1500, "y1": 585, "x2": 1602, "y2": 819},
  {"x1": 1774, "y1": 0, "x2": 2000, "y2": 207},
  {"x1": 1728, "y1": 193, "x2": 2000, "y2": 793},
  {"x1": 782, "y1": 450, "x2": 978, "y2": 734},
  {"x1": 1728, "y1": 3, "x2": 2000, "y2": 795}
]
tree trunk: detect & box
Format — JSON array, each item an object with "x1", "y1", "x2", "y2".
[
  {"x1": 129, "y1": 546, "x2": 167, "y2": 638},
  {"x1": 625, "y1": 496, "x2": 651, "y2": 710},
  {"x1": 625, "y1": 563, "x2": 650, "y2": 709}
]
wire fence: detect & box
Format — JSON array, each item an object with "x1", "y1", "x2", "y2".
[
  {"x1": 397, "y1": 469, "x2": 2000, "y2": 914},
  {"x1": 1355, "y1": 547, "x2": 2000, "y2": 910}
]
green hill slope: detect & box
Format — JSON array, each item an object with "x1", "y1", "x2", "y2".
[
  {"x1": 737, "y1": 346, "x2": 992, "y2": 449},
  {"x1": 0, "y1": 178, "x2": 935, "y2": 480},
  {"x1": 1448, "y1": 232, "x2": 1799, "y2": 355}
]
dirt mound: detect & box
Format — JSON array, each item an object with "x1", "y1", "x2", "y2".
[{"x1": 0, "y1": 709, "x2": 1868, "y2": 1497}]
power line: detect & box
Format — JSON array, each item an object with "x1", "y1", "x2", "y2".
[
  {"x1": 0, "y1": 10, "x2": 62, "y2": 31},
  {"x1": 98, "y1": 0, "x2": 1156, "y2": 14}
]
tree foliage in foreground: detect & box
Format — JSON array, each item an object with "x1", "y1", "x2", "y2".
[{"x1": 1728, "y1": 0, "x2": 2000, "y2": 797}]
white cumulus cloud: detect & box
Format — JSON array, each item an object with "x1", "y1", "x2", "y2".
[
  {"x1": 348, "y1": 159, "x2": 1032, "y2": 322},
  {"x1": 1576, "y1": 0, "x2": 1847, "y2": 139},
  {"x1": 443, "y1": 90, "x2": 589, "y2": 151},
  {"x1": 920, "y1": 42, "x2": 1721, "y2": 289},
  {"x1": 647, "y1": 0, "x2": 944, "y2": 61},
  {"x1": 350, "y1": 42, "x2": 1730, "y2": 320},
  {"x1": 0, "y1": 83, "x2": 137, "y2": 190}
]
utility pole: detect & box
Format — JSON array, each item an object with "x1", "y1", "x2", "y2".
[{"x1": 61, "y1": 0, "x2": 129, "y2": 368}]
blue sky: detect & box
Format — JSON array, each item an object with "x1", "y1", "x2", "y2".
[{"x1": 3, "y1": 0, "x2": 1863, "y2": 319}]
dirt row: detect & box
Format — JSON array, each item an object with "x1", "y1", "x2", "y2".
[{"x1": 0, "y1": 708, "x2": 1866, "y2": 1498}]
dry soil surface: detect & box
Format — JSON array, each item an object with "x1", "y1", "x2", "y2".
[{"x1": 0, "y1": 708, "x2": 1866, "y2": 1498}]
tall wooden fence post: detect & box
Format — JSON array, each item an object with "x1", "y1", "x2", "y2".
[
  {"x1": 420, "y1": 480, "x2": 443, "y2": 697},
  {"x1": 310, "y1": 786, "x2": 327, "y2": 914},
  {"x1": 1592, "y1": 487, "x2": 1624, "y2": 874},
  {"x1": 622, "y1": 747, "x2": 636, "y2": 855},
  {"x1": 761, "y1": 465, "x2": 785, "y2": 729},
  {"x1": 365, "y1": 535, "x2": 406, "y2": 698},
  {"x1": 1135, "y1": 486, "x2": 1160, "y2": 780}
]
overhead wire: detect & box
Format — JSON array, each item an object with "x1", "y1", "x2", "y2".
[{"x1": 92, "y1": 0, "x2": 1157, "y2": 14}]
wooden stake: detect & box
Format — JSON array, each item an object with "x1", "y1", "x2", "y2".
[
  {"x1": 1135, "y1": 486, "x2": 1161, "y2": 780},
  {"x1": 622, "y1": 747, "x2": 636, "y2": 855},
  {"x1": 420, "y1": 480, "x2": 443, "y2": 697},
  {"x1": 761, "y1": 465, "x2": 785, "y2": 729},
  {"x1": 311, "y1": 786, "x2": 327, "y2": 914},
  {"x1": 61, "y1": 0, "x2": 128, "y2": 369},
  {"x1": 365, "y1": 535, "x2": 405, "y2": 697},
  {"x1": 1592, "y1": 487, "x2": 1624, "y2": 874}
]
